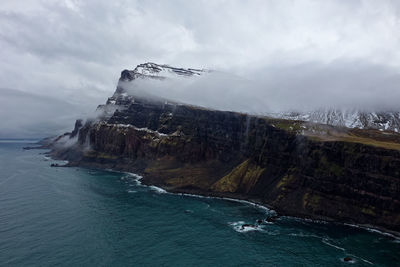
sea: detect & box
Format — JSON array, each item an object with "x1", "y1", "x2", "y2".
[{"x1": 0, "y1": 140, "x2": 399, "y2": 266}]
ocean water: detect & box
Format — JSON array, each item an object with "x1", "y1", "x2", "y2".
[{"x1": 0, "y1": 141, "x2": 399, "y2": 266}]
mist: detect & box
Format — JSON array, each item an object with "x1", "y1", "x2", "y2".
[
  {"x1": 121, "y1": 60, "x2": 400, "y2": 114},
  {"x1": 0, "y1": 88, "x2": 102, "y2": 139},
  {"x1": 1, "y1": 0, "x2": 400, "y2": 137}
]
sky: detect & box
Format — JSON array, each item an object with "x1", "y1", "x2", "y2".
[{"x1": 1, "y1": 0, "x2": 400, "y2": 138}]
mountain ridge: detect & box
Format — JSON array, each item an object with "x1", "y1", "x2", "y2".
[
  {"x1": 271, "y1": 108, "x2": 400, "y2": 133},
  {"x1": 119, "y1": 62, "x2": 208, "y2": 82}
]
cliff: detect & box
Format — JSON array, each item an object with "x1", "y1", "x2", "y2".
[{"x1": 49, "y1": 63, "x2": 400, "y2": 235}]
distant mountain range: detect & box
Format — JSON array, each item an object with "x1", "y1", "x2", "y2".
[{"x1": 270, "y1": 109, "x2": 400, "y2": 133}]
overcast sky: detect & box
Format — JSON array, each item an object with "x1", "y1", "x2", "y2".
[{"x1": 1, "y1": 0, "x2": 400, "y2": 138}]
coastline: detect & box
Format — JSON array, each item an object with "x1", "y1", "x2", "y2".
[{"x1": 53, "y1": 155, "x2": 400, "y2": 240}]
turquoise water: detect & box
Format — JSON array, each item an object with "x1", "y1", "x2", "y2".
[{"x1": 0, "y1": 141, "x2": 399, "y2": 266}]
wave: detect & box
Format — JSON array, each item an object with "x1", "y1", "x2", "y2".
[
  {"x1": 121, "y1": 175, "x2": 275, "y2": 214},
  {"x1": 148, "y1": 185, "x2": 167, "y2": 194},
  {"x1": 220, "y1": 197, "x2": 273, "y2": 214},
  {"x1": 288, "y1": 232, "x2": 324, "y2": 239},
  {"x1": 176, "y1": 193, "x2": 274, "y2": 214},
  {"x1": 229, "y1": 221, "x2": 264, "y2": 233},
  {"x1": 121, "y1": 171, "x2": 397, "y2": 241},
  {"x1": 228, "y1": 221, "x2": 280, "y2": 235},
  {"x1": 123, "y1": 173, "x2": 166, "y2": 193},
  {"x1": 344, "y1": 223, "x2": 400, "y2": 240},
  {"x1": 282, "y1": 216, "x2": 329, "y2": 225},
  {"x1": 288, "y1": 233, "x2": 373, "y2": 265},
  {"x1": 0, "y1": 173, "x2": 19, "y2": 188},
  {"x1": 123, "y1": 172, "x2": 143, "y2": 186},
  {"x1": 288, "y1": 232, "x2": 373, "y2": 265},
  {"x1": 321, "y1": 238, "x2": 346, "y2": 251}
]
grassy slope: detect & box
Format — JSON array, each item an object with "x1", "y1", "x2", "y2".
[{"x1": 264, "y1": 117, "x2": 400, "y2": 151}]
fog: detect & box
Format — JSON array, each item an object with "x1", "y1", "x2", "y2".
[
  {"x1": 1, "y1": 0, "x2": 400, "y2": 137},
  {"x1": 0, "y1": 88, "x2": 100, "y2": 138},
  {"x1": 122, "y1": 60, "x2": 400, "y2": 114}
]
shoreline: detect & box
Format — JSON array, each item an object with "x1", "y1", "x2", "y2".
[
  {"x1": 52, "y1": 156, "x2": 400, "y2": 240},
  {"x1": 125, "y1": 170, "x2": 400, "y2": 240}
]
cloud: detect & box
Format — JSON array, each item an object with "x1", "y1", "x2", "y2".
[
  {"x1": 1, "y1": 0, "x2": 400, "y2": 136},
  {"x1": 121, "y1": 60, "x2": 400, "y2": 114}
]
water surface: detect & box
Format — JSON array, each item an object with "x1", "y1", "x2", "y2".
[{"x1": 0, "y1": 141, "x2": 399, "y2": 266}]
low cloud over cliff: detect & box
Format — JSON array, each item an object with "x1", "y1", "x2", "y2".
[
  {"x1": 1, "y1": 0, "x2": 400, "y2": 137},
  {"x1": 121, "y1": 60, "x2": 400, "y2": 114}
]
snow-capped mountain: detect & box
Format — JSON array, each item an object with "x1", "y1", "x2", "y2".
[
  {"x1": 96, "y1": 63, "x2": 209, "y2": 117},
  {"x1": 272, "y1": 108, "x2": 400, "y2": 132},
  {"x1": 119, "y1": 62, "x2": 207, "y2": 82}
]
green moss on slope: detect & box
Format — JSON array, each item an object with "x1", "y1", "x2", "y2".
[{"x1": 211, "y1": 159, "x2": 265, "y2": 193}]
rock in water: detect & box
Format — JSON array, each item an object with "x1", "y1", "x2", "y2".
[{"x1": 343, "y1": 256, "x2": 352, "y2": 262}]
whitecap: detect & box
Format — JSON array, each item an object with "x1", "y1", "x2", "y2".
[
  {"x1": 343, "y1": 223, "x2": 399, "y2": 240},
  {"x1": 123, "y1": 172, "x2": 143, "y2": 186},
  {"x1": 120, "y1": 172, "x2": 276, "y2": 215},
  {"x1": 177, "y1": 193, "x2": 274, "y2": 214},
  {"x1": 149, "y1": 185, "x2": 167, "y2": 194},
  {"x1": 288, "y1": 232, "x2": 322, "y2": 239},
  {"x1": 322, "y1": 238, "x2": 346, "y2": 251},
  {"x1": 221, "y1": 197, "x2": 273, "y2": 213},
  {"x1": 229, "y1": 221, "x2": 264, "y2": 233},
  {"x1": 180, "y1": 193, "x2": 212, "y2": 199}
]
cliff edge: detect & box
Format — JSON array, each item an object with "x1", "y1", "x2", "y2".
[{"x1": 48, "y1": 63, "x2": 400, "y2": 236}]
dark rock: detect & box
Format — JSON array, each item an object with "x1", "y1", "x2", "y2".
[
  {"x1": 265, "y1": 214, "x2": 278, "y2": 223},
  {"x1": 50, "y1": 163, "x2": 66, "y2": 167},
  {"x1": 265, "y1": 217, "x2": 276, "y2": 223},
  {"x1": 257, "y1": 219, "x2": 263, "y2": 224},
  {"x1": 120, "y1": 69, "x2": 135, "y2": 81},
  {"x1": 343, "y1": 256, "x2": 352, "y2": 262},
  {"x1": 70, "y1": 119, "x2": 83, "y2": 138}
]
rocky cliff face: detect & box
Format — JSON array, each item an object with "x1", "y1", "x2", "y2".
[{"x1": 49, "y1": 63, "x2": 400, "y2": 235}]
